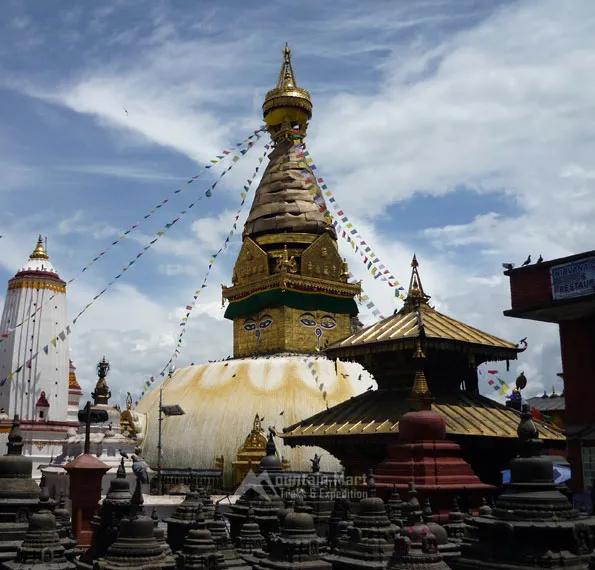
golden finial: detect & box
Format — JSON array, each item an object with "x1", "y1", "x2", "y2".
[
  {"x1": 30, "y1": 235, "x2": 49, "y2": 260},
  {"x1": 263, "y1": 44, "x2": 312, "y2": 143},
  {"x1": 409, "y1": 342, "x2": 433, "y2": 410},
  {"x1": 277, "y1": 43, "x2": 296, "y2": 90},
  {"x1": 402, "y1": 253, "x2": 430, "y2": 312}
]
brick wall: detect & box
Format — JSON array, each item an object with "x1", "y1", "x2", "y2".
[{"x1": 509, "y1": 267, "x2": 552, "y2": 311}]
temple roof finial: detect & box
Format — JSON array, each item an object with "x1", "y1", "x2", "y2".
[
  {"x1": 92, "y1": 356, "x2": 111, "y2": 406},
  {"x1": 402, "y1": 254, "x2": 430, "y2": 313},
  {"x1": 263, "y1": 44, "x2": 312, "y2": 142},
  {"x1": 30, "y1": 235, "x2": 49, "y2": 260},
  {"x1": 277, "y1": 43, "x2": 296, "y2": 90}
]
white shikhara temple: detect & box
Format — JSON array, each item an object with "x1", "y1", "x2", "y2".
[{"x1": 0, "y1": 236, "x2": 79, "y2": 476}]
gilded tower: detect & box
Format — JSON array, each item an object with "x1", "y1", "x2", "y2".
[{"x1": 223, "y1": 45, "x2": 361, "y2": 357}]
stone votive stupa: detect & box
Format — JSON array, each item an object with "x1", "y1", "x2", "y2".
[
  {"x1": 93, "y1": 480, "x2": 175, "y2": 570},
  {"x1": 235, "y1": 505, "x2": 267, "y2": 567},
  {"x1": 253, "y1": 498, "x2": 331, "y2": 570},
  {"x1": 164, "y1": 489, "x2": 204, "y2": 554},
  {"x1": 76, "y1": 458, "x2": 132, "y2": 570},
  {"x1": 326, "y1": 475, "x2": 398, "y2": 569},
  {"x1": 1, "y1": 485, "x2": 74, "y2": 570},
  {"x1": 0, "y1": 415, "x2": 41, "y2": 564},
  {"x1": 206, "y1": 504, "x2": 249, "y2": 570},
  {"x1": 452, "y1": 404, "x2": 595, "y2": 570},
  {"x1": 53, "y1": 493, "x2": 81, "y2": 562},
  {"x1": 177, "y1": 502, "x2": 227, "y2": 570},
  {"x1": 327, "y1": 495, "x2": 352, "y2": 549}
]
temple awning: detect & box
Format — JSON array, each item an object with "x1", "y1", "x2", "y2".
[{"x1": 282, "y1": 389, "x2": 565, "y2": 442}]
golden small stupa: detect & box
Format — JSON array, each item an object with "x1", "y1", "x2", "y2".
[{"x1": 134, "y1": 45, "x2": 374, "y2": 487}]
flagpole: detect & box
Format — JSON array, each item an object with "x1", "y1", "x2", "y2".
[{"x1": 157, "y1": 386, "x2": 163, "y2": 495}]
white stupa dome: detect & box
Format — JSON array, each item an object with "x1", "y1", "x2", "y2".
[{"x1": 134, "y1": 354, "x2": 375, "y2": 486}]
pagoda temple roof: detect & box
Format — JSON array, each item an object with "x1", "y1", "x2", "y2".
[
  {"x1": 282, "y1": 389, "x2": 565, "y2": 442},
  {"x1": 527, "y1": 392, "x2": 565, "y2": 412},
  {"x1": 326, "y1": 255, "x2": 521, "y2": 361}
]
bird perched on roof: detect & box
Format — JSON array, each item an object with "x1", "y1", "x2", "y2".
[
  {"x1": 367, "y1": 385, "x2": 373, "y2": 391},
  {"x1": 131, "y1": 455, "x2": 149, "y2": 484},
  {"x1": 521, "y1": 255, "x2": 531, "y2": 267},
  {"x1": 536, "y1": 255, "x2": 543, "y2": 264},
  {"x1": 119, "y1": 449, "x2": 129, "y2": 459},
  {"x1": 502, "y1": 262, "x2": 515, "y2": 271}
]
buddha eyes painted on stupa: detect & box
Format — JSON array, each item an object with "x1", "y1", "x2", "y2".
[
  {"x1": 243, "y1": 319, "x2": 257, "y2": 331},
  {"x1": 299, "y1": 313, "x2": 317, "y2": 328},
  {"x1": 299, "y1": 312, "x2": 337, "y2": 349},
  {"x1": 243, "y1": 314, "x2": 274, "y2": 352}
]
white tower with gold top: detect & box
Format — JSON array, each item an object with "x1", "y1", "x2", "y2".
[{"x1": 0, "y1": 236, "x2": 75, "y2": 474}]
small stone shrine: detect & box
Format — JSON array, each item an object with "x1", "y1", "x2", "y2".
[
  {"x1": 150, "y1": 508, "x2": 172, "y2": 558},
  {"x1": 326, "y1": 476, "x2": 399, "y2": 569},
  {"x1": 235, "y1": 505, "x2": 267, "y2": 567},
  {"x1": 253, "y1": 499, "x2": 331, "y2": 570},
  {"x1": 77, "y1": 458, "x2": 132, "y2": 570},
  {"x1": 452, "y1": 404, "x2": 595, "y2": 570},
  {"x1": 327, "y1": 495, "x2": 352, "y2": 549},
  {"x1": 388, "y1": 533, "x2": 451, "y2": 570},
  {"x1": 53, "y1": 493, "x2": 81, "y2": 562},
  {"x1": 228, "y1": 430, "x2": 285, "y2": 542},
  {"x1": 93, "y1": 481, "x2": 175, "y2": 570},
  {"x1": 164, "y1": 490, "x2": 205, "y2": 553},
  {"x1": 0, "y1": 415, "x2": 40, "y2": 564},
  {"x1": 177, "y1": 503, "x2": 227, "y2": 570},
  {"x1": 386, "y1": 486, "x2": 404, "y2": 529},
  {"x1": 207, "y1": 504, "x2": 249, "y2": 570},
  {"x1": 386, "y1": 482, "x2": 452, "y2": 569},
  {"x1": 1, "y1": 485, "x2": 74, "y2": 570}
]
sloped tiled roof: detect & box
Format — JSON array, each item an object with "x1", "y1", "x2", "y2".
[
  {"x1": 329, "y1": 303, "x2": 518, "y2": 351},
  {"x1": 327, "y1": 255, "x2": 519, "y2": 358},
  {"x1": 282, "y1": 389, "x2": 564, "y2": 441}
]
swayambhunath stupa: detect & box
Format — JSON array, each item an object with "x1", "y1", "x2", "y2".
[
  {"x1": 2, "y1": 3, "x2": 595, "y2": 567},
  {"x1": 133, "y1": 45, "x2": 375, "y2": 485}
]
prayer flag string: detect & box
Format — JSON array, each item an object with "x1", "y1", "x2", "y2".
[
  {"x1": 0, "y1": 127, "x2": 266, "y2": 346},
  {"x1": 292, "y1": 141, "x2": 406, "y2": 300},
  {"x1": 0, "y1": 134, "x2": 267, "y2": 388},
  {"x1": 138, "y1": 146, "x2": 270, "y2": 400},
  {"x1": 348, "y1": 273, "x2": 386, "y2": 320}
]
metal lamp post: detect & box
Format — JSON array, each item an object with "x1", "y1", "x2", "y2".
[{"x1": 156, "y1": 376, "x2": 184, "y2": 495}]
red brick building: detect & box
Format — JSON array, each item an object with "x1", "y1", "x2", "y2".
[{"x1": 504, "y1": 250, "x2": 595, "y2": 492}]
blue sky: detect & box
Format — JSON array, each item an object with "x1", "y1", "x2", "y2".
[{"x1": 1, "y1": 0, "x2": 592, "y2": 403}]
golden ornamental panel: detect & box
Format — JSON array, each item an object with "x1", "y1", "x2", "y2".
[
  {"x1": 232, "y1": 238, "x2": 269, "y2": 286},
  {"x1": 301, "y1": 234, "x2": 343, "y2": 281},
  {"x1": 8, "y1": 280, "x2": 66, "y2": 293}
]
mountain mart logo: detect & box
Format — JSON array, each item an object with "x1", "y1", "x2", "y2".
[{"x1": 235, "y1": 470, "x2": 279, "y2": 502}]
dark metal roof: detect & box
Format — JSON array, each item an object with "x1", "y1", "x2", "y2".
[{"x1": 527, "y1": 394, "x2": 566, "y2": 412}]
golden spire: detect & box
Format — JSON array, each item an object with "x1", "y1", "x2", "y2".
[
  {"x1": 409, "y1": 341, "x2": 433, "y2": 411},
  {"x1": 263, "y1": 44, "x2": 312, "y2": 143},
  {"x1": 402, "y1": 254, "x2": 430, "y2": 312},
  {"x1": 30, "y1": 235, "x2": 49, "y2": 260},
  {"x1": 276, "y1": 44, "x2": 297, "y2": 90}
]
